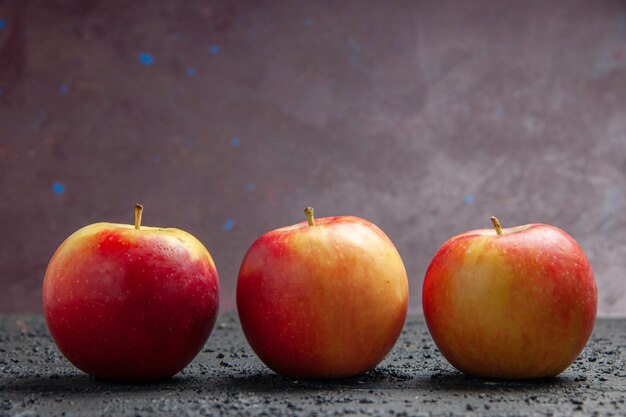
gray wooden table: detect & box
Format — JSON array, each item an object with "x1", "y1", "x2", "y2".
[{"x1": 1, "y1": 315, "x2": 624, "y2": 416}]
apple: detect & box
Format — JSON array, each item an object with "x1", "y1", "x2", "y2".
[
  {"x1": 43, "y1": 204, "x2": 219, "y2": 382},
  {"x1": 422, "y1": 216, "x2": 597, "y2": 379},
  {"x1": 237, "y1": 207, "x2": 409, "y2": 379}
]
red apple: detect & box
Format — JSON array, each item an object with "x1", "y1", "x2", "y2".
[
  {"x1": 237, "y1": 207, "x2": 409, "y2": 379},
  {"x1": 43, "y1": 204, "x2": 219, "y2": 382},
  {"x1": 422, "y1": 216, "x2": 597, "y2": 379}
]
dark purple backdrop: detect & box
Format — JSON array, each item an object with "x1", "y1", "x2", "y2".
[{"x1": 1, "y1": 0, "x2": 625, "y2": 315}]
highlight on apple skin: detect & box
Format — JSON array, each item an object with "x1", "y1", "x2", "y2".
[
  {"x1": 422, "y1": 216, "x2": 597, "y2": 379},
  {"x1": 236, "y1": 207, "x2": 409, "y2": 379},
  {"x1": 43, "y1": 204, "x2": 220, "y2": 382}
]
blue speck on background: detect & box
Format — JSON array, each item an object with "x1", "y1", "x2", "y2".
[
  {"x1": 59, "y1": 84, "x2": 69, "y2": 95},
  {"x1": 186, "y1": 67, "x2": 196, "y2": 77},
  {"x1": 138, "y1": 53, "x2": 155, "y2": 66},
  {"x1": 617, "y1": 14, "x2": 626, "y2": 37},
  {"x1": 52, "y1": 182, "x2": 65, "y2": 195},
  {"x1": 246, "y1": 182, "x2": 256, "y2": 192},
  {"x1": 0, "y1": 19, "x2": 6, "y2": 31},
  {"x1": 348, "y1": 40, "x2": 359, "y2": 66},
  {"x1": 230, "y1": 136, "x2": 240, "y2": 147},
  {"x1": 464, "y1": 194, "x2": 475, "y2": 205},
  {"x1": 209, "y1": 44, "x2": 220, "y2": 55},
  {"x1": 222, "y1": 218, "x2": 235, "y2": 231},
  {"x1": 153, "y1": 155, "x2": 161, "y2": 163},
  {"x1": 304, "y1": 17, "x2": 313, "y2": 27}
]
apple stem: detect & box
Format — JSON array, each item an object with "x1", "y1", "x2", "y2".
[
  {"x1": 490, "y1": 216, "x2": 503, "y2": 235},
  {"x1": 135, "y1": 204, "x2": 143, "y2": 230},
  {"x1": 304, "y1": 207, "x2": 315, "y2": 226}
]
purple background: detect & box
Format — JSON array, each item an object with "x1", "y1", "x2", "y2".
[{"x1": 1, "y1": 1, "x2": 625, "y2": 315}]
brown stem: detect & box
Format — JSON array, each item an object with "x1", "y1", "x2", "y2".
[
  {"x1": 490, "y1": 216, "x2": 503, "y2": 235},
  {"x1": 304, "y1": 207, "x2": 315, "y2": 226},
  {"x1": 135, "y1": 204, "x2": 143, "y2": 230}
]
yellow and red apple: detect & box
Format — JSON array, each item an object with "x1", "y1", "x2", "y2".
[
  {"x1": 43, "y1": 204, "x2": 219, "y2": 382},
  {"x1": 236, "y1": 207, "x2": 409, "y2": 379},
  {"x1": 422, "y1": 217, "x2": 597, "y2": 379}
]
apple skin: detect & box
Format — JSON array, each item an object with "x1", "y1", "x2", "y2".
[
  {"x1": 422, "y1": 223, "x2": 597, "y2": 379},
  {"x1": 43, "y1": 222, "x2": 219, "y2": 382},
  {"x1": 236, "y1": 215, "x2": 409, "y2": 379}
]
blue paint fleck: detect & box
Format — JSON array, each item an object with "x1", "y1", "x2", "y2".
[
  {"x1": 617, "y1": 14, "x2": 626, "y2": 38},
  {"x1": 153, "y1": 155, "x2": 161, "y2": 163},
  {"x1": 592, "y1": 62, "x2": 604, "y2": 79},
  {"x1": 222, "y1": 218, "x2": 235, "y2": 231},
  {"x1": 209, "y1": 44, "x2": 220, "y2": 55},
  {"x1": 246, "y1": 182, "x2": 256, "y2": 192},
  {"x1": 304, "y1": 17, "x2": 313, "y2": 27},
  {"x1": 59, "y1": 84, "x2": 69, "y2": 95},
  {"x1": 52, "y1": 182, "x2": 65, "y2": 195},
  {"x1": 348, "y1": 40, "x2": 359, "y2": 66},
  {"x1": 464, "y1": 194, "x2": 475, "y2": 205},
  {"x1": 186, "y1": 67, "x2": 196, "y2": 77},
  {"x1": 0, "y1": 19, "x2": 5, "y2": 31},
  {"x1": 138, "y1": 53, "x2": 155, "y2": 66},
  {"x1": 230, "y1": 136, "x2": 240, "y2": 147}
]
